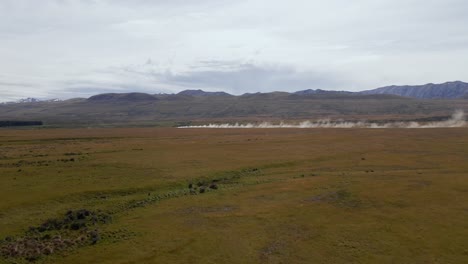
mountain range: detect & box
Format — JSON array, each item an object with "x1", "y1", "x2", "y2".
[
  {"x1": 361, "y1": 81, "x2": 468, "y2": 99},
  {"x1": 77, "y1": 80, "x2": 467, "y2": 103},
  {"x1": 4, "y1": 81, "x2": 468, "y2": 105},
  {"x1": 1, "y1": 81, "x2": 467, "y2": 127}
]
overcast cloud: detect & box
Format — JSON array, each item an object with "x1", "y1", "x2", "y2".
[{"x1": 1, "y1": 0, "x2": 468, "y2": 101}]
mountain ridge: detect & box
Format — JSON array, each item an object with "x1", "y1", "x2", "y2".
[
  {"x1": 177, "y1": 89, "x2": 232, "y2": 97},
  {"x1": 88, "y1": 93, "x2": 158, "y2": 101},
  {"x1": 361, "y1": 81, "x2": 468, "y2": 99},
  {"x1": 4, "y1": 81, "x2": 468, "y2": 104},
  {"x1": 1, "y1": 86, "x2": 467, "y2": 127}
]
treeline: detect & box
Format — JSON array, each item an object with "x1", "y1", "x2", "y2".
[{"x1": 0, "y1": 121, "x2": 43, "y2": 127}]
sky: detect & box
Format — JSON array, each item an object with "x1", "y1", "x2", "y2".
[{"x1": 1, "y1": 0, "x2": 468, "y2": 101}]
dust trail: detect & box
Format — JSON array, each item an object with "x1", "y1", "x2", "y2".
[{"x1": 179, "y1": 110, "x2": 466, "y2": 129}]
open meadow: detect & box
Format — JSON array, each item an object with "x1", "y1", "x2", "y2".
[{"x1": 0, "y1": 127, "x2": 467, "y2": 263}]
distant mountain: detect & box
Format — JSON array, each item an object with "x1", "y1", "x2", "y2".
[
  {"x1": 294, "y1": 89, "x2": 353, "y2": 95},
  {"x1": 1, "y1": 87, "x2": 468, "y2": 127},
  {"x1": 154, "y1": 94, "x2": 194, "y2": 101},
  {"x1": 87, "y1": 93, "x2": 158, "y2": 102},
  {"x1": 0, "y1": 98, "x2": 62, "y2": 104},
  {"x1": 177, "y1": 89, "x2": 232, "y2": 97},
  {"x1": 361, "y1": 81, "x2": 468, "y2": 99},
  {"x1": 17, "y1": 97, "x2": 42, "y2": 103}
]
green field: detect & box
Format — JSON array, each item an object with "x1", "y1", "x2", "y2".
[{"x1": 1, "y1": 127, "x2": 467, "y2": 263}]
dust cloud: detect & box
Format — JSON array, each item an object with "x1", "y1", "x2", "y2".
[{"x1": 179, "y1": 110, "x2": 466, "y2": 129}]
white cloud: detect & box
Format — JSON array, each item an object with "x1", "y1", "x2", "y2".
[{"x1": 1, "y1": 0, "x2": 468, "y2": 101}]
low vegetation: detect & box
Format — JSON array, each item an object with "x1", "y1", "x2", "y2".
[
  {"x1": 1, "y1": 210, "x2": 110, "y2": 261},
  {"x1": 0, "y1": 127, "x2": 467, "y2": 263}
]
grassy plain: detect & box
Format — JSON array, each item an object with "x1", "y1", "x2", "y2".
[{"x1": 0, "y1": 127, "x2": 467, "y2": 263}]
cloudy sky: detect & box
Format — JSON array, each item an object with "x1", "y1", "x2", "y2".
[{"x1": 1, "y1": 0, "x2": 468, "y2": 101}]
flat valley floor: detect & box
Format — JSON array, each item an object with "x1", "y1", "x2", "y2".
[{"x1": 0, "y1": 127, "x2": 467, "y2": 263}]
